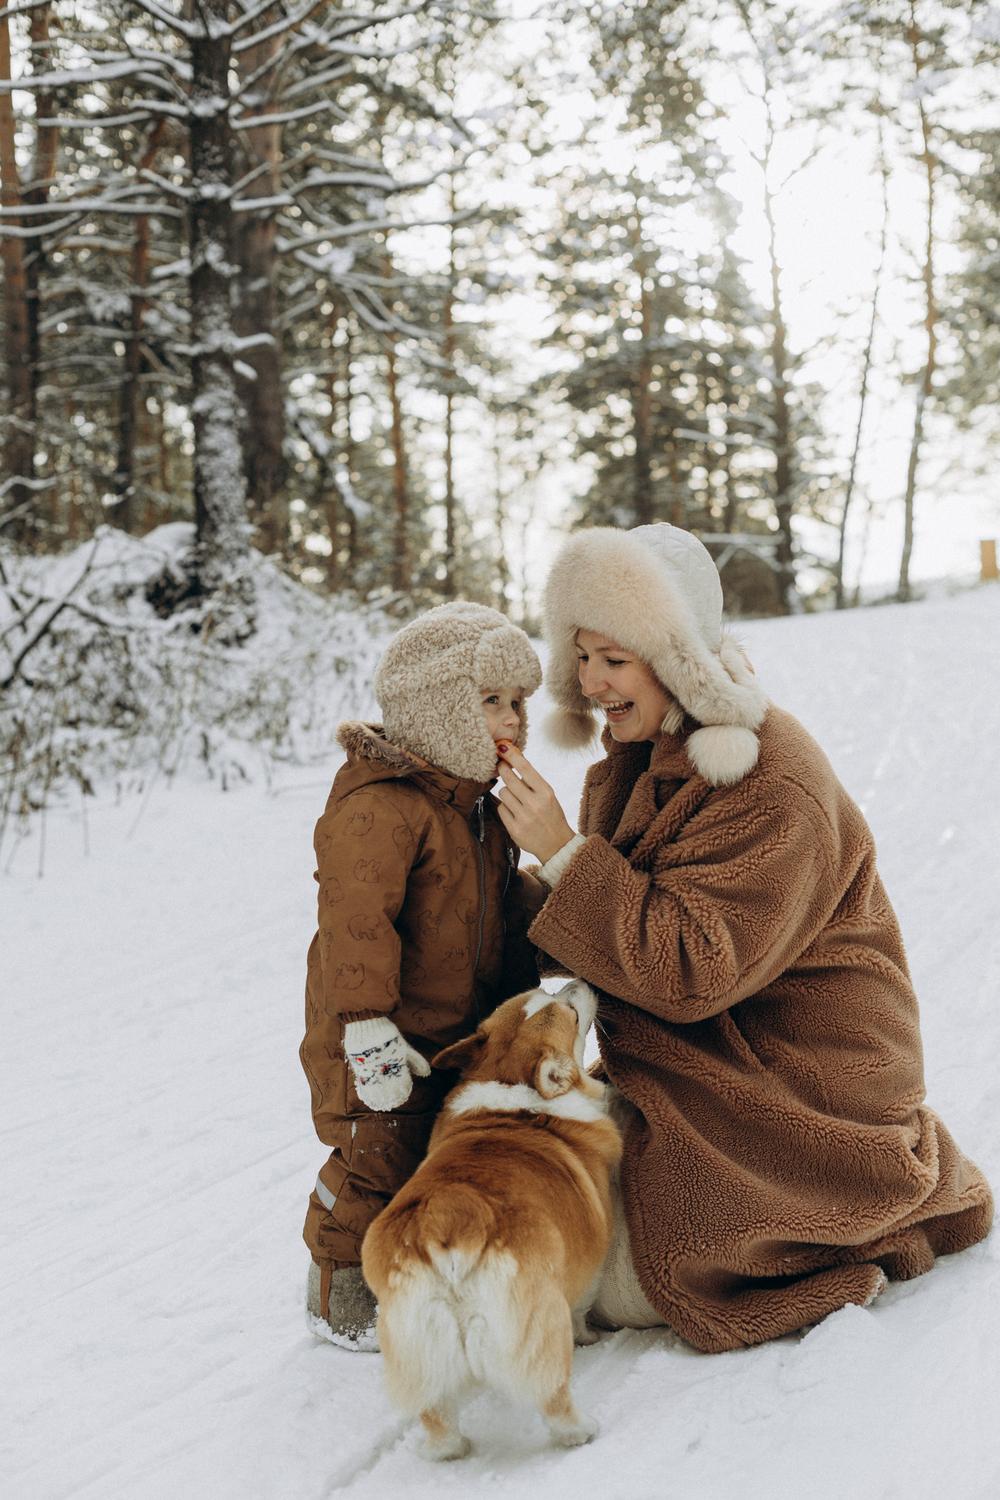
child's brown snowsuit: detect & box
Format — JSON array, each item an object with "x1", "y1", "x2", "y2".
[{"x1": 301, "y1": 721, "x2": 547, "y2": 1278}]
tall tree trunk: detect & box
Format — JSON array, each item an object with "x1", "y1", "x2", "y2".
[
  {"x1": 187, "y1": 0, "x2": 253, "y2": 629},
  {"x1": 234, "y1": 17, "x2": 285, "y2": 554},
  {"x1": 323, "y1": 302, "x2": 342, "y2": 589},
  {"x1": 667, "y1": 442, "x2": 684, "y2": 527},
  {"x1": 492, "y1": 412, "x2": 511, "y2": 613},
  {"x1": 1, "y1": 16, "x2": 37, "y2": 544},
  {"x1": 386, "y1": 327, "x2": 409, "y2": 593},
  {"x1": 442, "y1": 187, "x2": 458, "y2": 597},
  {"x1": 898, "y1": 8, "x2": 938, "y2": 604},
  {"x1": 734, "y1": 0, "x2": 801, "y2": 615},
  {"x1": 851, "y1": 494, "x2": 878, "y2": 607},
  {"x1": 382, "y1": 247, "x2": 409, "y2": 595},
  {"x1": 836, "y1": 117, "x2": 889, "y2": 609},
  {"x1": 629, "y1": 208, "x2": 654, "y2": 527},
  {"x1": 340, "y1": 312, "x2": 361, "y2": 573},
  {"x1": 22, "y1": 5, "x2": 56, "y2": 540},
  {"x1": 115, "y1": 121, "x2": 166, "y2": 532},
  {"x1": 762, "y1": 142, "x2": 797, "y2": 613}
]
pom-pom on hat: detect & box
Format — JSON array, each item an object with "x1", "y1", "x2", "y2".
[
  {"x1": 374, "y1": 601, "x2": 542, "y2": 782},
  {"x1": 542, "y1": 524, "x2": 768, "y2": 786}
]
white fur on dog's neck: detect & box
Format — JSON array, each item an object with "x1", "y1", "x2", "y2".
[{"x1": 447, "y1": 1080, "x2": 606, "y2": 1123}]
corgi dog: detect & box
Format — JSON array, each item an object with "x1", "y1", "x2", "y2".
[{"x1": 361, "y1": 979, "x2": 622, "y2": 1461}]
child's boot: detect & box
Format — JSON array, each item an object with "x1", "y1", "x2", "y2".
[{"x1": 306, "y1": 1259, "x2": 378, "y2": 1351}]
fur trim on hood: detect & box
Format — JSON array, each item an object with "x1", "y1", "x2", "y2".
[
  {"x1": 335, "y1": 720, "x2": 423, "y2": 772},
  {"x1": 543, "y1": 524, "x2": 768, "y2": 786},
  {"x1": 373, "y1": 601, "x2": 542, "y2": 782}
]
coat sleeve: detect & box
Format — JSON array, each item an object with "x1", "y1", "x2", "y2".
[
  {"x1": 527, "y1": 787, "x2": 832, "y2": 1023},
  {"x1": 313, "y1": 787, "x2": 420, "y2": 1019},
  {"x1": 499, "y1": 865, "x2": 548, "y2": 996}
]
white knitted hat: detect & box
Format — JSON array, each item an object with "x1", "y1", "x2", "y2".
[
  {"x1": 374, "y1": 601, "x2": 542, "y2": 782},
  {"x1": 543, "y1": 524, "x2": 768, "y2": 786}
]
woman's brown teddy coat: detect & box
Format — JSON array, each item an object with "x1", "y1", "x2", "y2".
[
  {"x1": 301, "y1": 721, "x2": 546, "y2": 1268},
  {"x1": 528, "y1": 707, "x2": 993, "y2": 1353}
]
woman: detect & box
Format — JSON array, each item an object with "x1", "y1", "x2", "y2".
[{"x1": 494, "y1": 522, "x2": 992, "y2": 1354}]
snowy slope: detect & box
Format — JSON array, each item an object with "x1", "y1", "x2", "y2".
[{"x1": 3, "y1": 590, "x2": 999, "y2": 1500}]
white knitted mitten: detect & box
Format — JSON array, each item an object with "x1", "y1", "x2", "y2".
[{"x1": 343, "y1": 1017, "x2": 431, "y2": 1111}]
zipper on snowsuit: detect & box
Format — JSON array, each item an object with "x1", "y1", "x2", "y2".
[{"x1": 471, "y1": 795, "x2": 487, "y2": 1020}]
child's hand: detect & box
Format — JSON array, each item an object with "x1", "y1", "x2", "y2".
[
  {"x1": 495, "y1": 743, "x2": 576, "y2": 864},
  {"x1": 344, "y1": 1017, "x2": 431, "y2": 1111}
]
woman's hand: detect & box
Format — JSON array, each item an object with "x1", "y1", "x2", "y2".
[{"x1": 495, "y1": 742, "x2": 576, "y2": 864}]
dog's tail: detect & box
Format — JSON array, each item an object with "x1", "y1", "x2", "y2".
[
  {"x1": 368, "y1": 1188, "x2": 510, "y2": 1411},
  {"x1": 407, "y1": 1185, "x2": 499, "y2": 1287}
]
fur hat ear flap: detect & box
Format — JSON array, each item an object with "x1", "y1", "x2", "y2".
[
  {"x1": 718, "y1": 634, "x2": 756, "y2": 684},
  {"x1": 535, "y1": 1052, "x2": 579, "y2": 1099},
  {"x1": 543, "y1": 705, "x2": 597, "y2": 750},
  {"x1": 432, "y1": 1031, "x2": 485, "y2": 1075},
  {"x1": 686, "y1": 725, "x2": 760, "y2": 786}
]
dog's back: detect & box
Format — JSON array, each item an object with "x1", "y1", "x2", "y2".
[{"x1": 361, "y1": 982, "x2": 621, "y2": 1460}]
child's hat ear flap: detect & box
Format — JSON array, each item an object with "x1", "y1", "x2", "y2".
[
  {"x1": 535, "y1": 1052, "x2": 579, "y2": 1099},
  {"x1": 431, "y1": 1030, "x2": 486, "y2": 1074}
]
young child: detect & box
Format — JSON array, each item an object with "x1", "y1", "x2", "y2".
[{"x1": 301, "y1": 601, "x2": 547, "y2": 1347}]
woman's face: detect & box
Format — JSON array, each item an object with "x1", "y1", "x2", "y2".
[{"x1": 575, "y1": 629, "x2": 675, "y2": 743}]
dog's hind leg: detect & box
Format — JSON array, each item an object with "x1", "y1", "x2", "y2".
[
  {"x1": 419, "y1": 1402, "x2": 471, "y2": 1462},
  {"x1": 571, "y1": 1272, "x2": 603, "y2": 1346},
  {"x1": 571, "y1": 1304, "x2": 601, "y2": 1346},
  {"x1": 379, "y1": 1273, "x2": 473, "y2": 1460},
  {"x1": 512, "y1": 1284, "x2": 599, "y2": 1448},
  {"x1": 542, "y1": 1380, "x2": 599, "y2": 1448}
]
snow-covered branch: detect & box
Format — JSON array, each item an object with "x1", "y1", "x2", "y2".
[
  {"x1": 231, "y1": 194, "x2": 294, "y2": 212},
  {"x1": 138, "y1": 168, "x2": 194, "y2": 202},
  {"x1": 128, "y1": 0, "x2": 202, "y2": 41},
  {"x1": 291, "y1": 168, "x2": 399, "y2": 195},
  {"x1": 32, "y1": 96, "x2": 192, "y2": 123},
  {"x1": 174, "y1": 331, "x2": 277, "y2": 359},
  {"x1": 230, "y1": 0, "x2": 329, "y2": 50},
  {"x1": 278, "y1": 62, "x2": 353, "y2": 102},
  {"x1": 277, "y1": 205, "x2": 478, "y2": 254},
  {"x1": 0, "y1": 198, "x2": 183, "y2": 219},
  {"x1": 232, "y1": 98, "x2": 343, "y2": 130},
  {"x1": 0, "y1": 535, "x2": 102, "y2": 692},
  {"x1": 0, "y1": 58, "x2": 177, "y2": 93},
  {"x1": 35, "y1": 110, "x2": 164, "y2": 131},
  {"x1": 0, "y1": 0, "x2": 61, "y2": 21}
]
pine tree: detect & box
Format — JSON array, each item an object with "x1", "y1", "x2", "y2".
[{"x1": 534, "y1": 4, "x2": 775, "y2": 559}]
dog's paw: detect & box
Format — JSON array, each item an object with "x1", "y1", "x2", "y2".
[
  {"x1": 573, "y1": 1322, "x2": 601, "y2": 1347},
  {"x1": 572, "y1": 1305, "x2": 603, "y2": 1345},
  {"x1": 551, "y1": 1413, "x2": 599, "y2": 1448},
  {"x1": 421, "y1": 1430, "x2": 471, "y2": 1462}
]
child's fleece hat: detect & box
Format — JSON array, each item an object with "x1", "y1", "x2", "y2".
[
  {"x1": 374, "y1": 601, "x2": 542, "y2": 782},
  {"x1": 543, "y1": 523, "x2": 768, "y2": 786}
]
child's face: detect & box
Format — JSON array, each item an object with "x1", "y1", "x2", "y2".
[{"x1": 480, "y1": 688, "x2": 523, "y2": 761}]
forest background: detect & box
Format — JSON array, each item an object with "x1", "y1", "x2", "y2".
[{"x1": 0, "y1": 0, "x2": 998, "y2": 837}]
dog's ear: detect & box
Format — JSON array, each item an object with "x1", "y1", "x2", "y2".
[
  {"x1": 431, "y1": 1030, "x2": 485, "y2": 1075},
  {"x1": 535, "y1": 1051, "x2": 579, "y2": 1099}
]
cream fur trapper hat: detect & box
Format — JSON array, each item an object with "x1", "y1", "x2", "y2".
[
  {"x1": 543, "y1": 524, "x2": 768, "y2": 786},
  {"x1": 374, "y1": 601, "x2": 542, "y2": 782}
]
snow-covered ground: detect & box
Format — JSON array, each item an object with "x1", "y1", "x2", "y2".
[{"x1": 4, "y1": 589, "x2": 999, "y2": 1500}]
